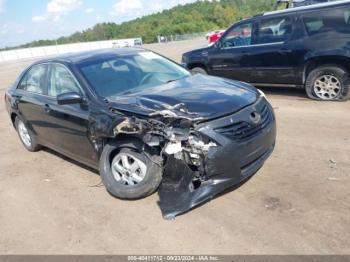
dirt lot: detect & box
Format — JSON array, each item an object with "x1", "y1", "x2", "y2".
[{"x1": 0, "y1": 39, "x2": 349, "y2": 254}]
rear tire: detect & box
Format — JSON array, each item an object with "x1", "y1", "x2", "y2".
[
  {"x1": 191, "y1": 67, "x2": 207, "y2": 75},
  {"x1": 99, "y1": 144, "x2": 163, "y2": 199},
  {"x1": 305, "y1": 65, "x2": 350, "y2": 101},
  {"x1": 15, "y1": 116, "x2": 41, "y2": 152}
]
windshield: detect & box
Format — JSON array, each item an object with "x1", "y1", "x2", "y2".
[{"x1": 79, "y1": 51, "x2": 190, "y2": 97}]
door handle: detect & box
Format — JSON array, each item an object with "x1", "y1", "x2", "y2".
[{"x1": 43, "y1": 104, "x2": 51, "y2": 113}]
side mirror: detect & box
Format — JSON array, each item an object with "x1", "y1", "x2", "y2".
[{"x1": 57, "y1": 92, "x2": 83, "y2": 105}]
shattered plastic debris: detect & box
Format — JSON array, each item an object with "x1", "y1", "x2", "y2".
[
  {"x1": 164, "y1": 141, "x2": 183, "y2": 155},
  {"x1": 327, "y1": 177, "x2": 341, "y2": 181},
  {"x1": 329, "y1": 159, "x2": 336, "y2": 164}
]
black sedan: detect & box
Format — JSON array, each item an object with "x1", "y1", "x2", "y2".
[{"x1": 5, "y1": 48, "x2": 276, "y2": 219}]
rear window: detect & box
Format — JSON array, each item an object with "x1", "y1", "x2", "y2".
[
  {"x1": 303, "y1": 8, "x2": 350, "y2": 36},
  {"x1": 257, "y1": 16, "x2": 293, "y2": 44},
  {"x1": 18, "y1": 64, "x2": 47, "y2": 94}
]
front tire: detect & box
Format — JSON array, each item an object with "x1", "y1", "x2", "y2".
[
  {"x1": 15, "y1": 117, "x2": 41, "y2": 152},
  {"x1": 99, "y1": 145, "x2": 163, "y2": 199},
  {"x1": 305, "y1": 65, "x2": 350, "y2": 101}
]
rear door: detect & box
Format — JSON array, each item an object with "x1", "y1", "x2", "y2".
[
  {"x1": 207, "y1": 21, "x2": 256, "y2": 82},
  {"x1": 248, "y1": 14, "x2": 303, "y2": 85},
  {"x1": 15, "y1": 64, "x2": 52, "y2": 143}
]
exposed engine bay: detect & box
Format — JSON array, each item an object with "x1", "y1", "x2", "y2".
[{"x1": 113, "y1": 103, "x2": 216, "y2": 164}]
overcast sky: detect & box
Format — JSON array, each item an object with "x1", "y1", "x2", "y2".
[{"x1": 0, "y1": 0, "x2": 197, "y2": 48}]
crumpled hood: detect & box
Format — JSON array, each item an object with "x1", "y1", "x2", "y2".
[{"x1": 108, "y1": 74, "x2": 258, "y2": 120}]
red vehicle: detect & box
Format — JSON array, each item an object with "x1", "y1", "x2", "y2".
[{"x1": 208, "y1": 30, "x2": 226, "y2": 44}]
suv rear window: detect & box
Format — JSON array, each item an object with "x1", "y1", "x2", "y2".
[
  {"x1": 303, "y1": 8, "x2": 350, "y2": 36},
  {"x1": 257, "y1": 16, "x2": 293, "y2": 44}
]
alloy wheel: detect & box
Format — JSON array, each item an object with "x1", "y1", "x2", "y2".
[
  {"x1": 313, "y1": 75, "x2": 341, "y2": 100},
  {"x1": 18, "y1": 120, "x2": 32, "y2": 148},
  {"x1": 111, "y1": 152, "x2": 147, "y2": 186}
]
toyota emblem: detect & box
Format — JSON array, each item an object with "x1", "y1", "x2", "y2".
[{"x1": 250, "y1": 111, "x2": 261, "y2": 124}]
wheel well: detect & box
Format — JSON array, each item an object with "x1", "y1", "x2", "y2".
[
  {"x1": 105, "y1": 136, "x2": 139, "y2": 163},
  {"x1": 304, "y1": 57, "x2": 350, "y2": 83},
  {"x1": 104, "y1": 135, "x2": 161, "y2": 166},
  {"x1": 105, "y1": 134, "x2": 155, "y2": 158},
  {"x1": 187, "y1": 63, "x2": 207, "y2": 71},
  {"x1": 10, "y1": 113, "x2": 17, "y2": 127}
]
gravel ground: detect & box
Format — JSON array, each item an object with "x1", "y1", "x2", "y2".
[{"x1": 0, "y1": 38, "x2": 349, "y2": 254}]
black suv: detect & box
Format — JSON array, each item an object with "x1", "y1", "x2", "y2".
[{"x1": 182, "y1": 1, "x2": 350, "y2": 101}]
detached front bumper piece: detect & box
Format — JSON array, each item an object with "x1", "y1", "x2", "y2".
[{"x1": 158, "y1": 97, "x2": 277, "y2": 219}]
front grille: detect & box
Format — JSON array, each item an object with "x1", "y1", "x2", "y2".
[{"x1": 214, "y1": 105, "x2": 272, "y2": 141}]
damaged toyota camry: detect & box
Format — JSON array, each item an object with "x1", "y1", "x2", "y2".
[{"x1": 5, "y1": 48, "x2": 276, "y2": 219}]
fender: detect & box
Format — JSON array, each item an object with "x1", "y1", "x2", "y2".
[
  {"x1": 183, "y1": 47, "x2": 211, "y2": 71},
  {"x1": 302, "y1": 49, "x2": 350, "y2": 83}
]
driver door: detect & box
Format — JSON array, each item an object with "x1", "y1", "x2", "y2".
[
  {"x1": 44, "y1": 63, "x2": 98, "y2": 166},
  {"x1": 207, "y1": 21, "x2": 256, "y2": 82}
]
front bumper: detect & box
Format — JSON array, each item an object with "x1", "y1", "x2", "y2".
[
  {"x1": 199, "y1": 96, "x2": 276, "y2": 181},
  {"x1": 158, "y1": 97, "x2": 276, "y2": 219}
]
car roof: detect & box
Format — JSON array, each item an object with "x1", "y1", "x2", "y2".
[
  {"x1": 264, "y1": 0, "x2": 350, "y2": 16},
  {"x1": 35, "y1": 47, "x2": 146, "y2": 65}
]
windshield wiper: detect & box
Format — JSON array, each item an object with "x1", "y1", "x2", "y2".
[{"x1": 166, "y1": 75, "x2": 189, "y2": 83}]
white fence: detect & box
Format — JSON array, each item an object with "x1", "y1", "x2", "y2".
[
  {"x1": 157, "y1": 32, "x2": 207, "y2": 43},
  {"x1": 0, "y1": 38, "x2": 143, "y2": 63}
]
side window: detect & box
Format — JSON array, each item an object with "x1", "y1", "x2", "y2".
[
  {"x1": 303, "y1": 8, "x2": 350, "y2": 36},
  {"x1": 303, "y1": 16, "x2": 323, "y2": 35},
  {"x1": 257, "y1": 16, "x2": 293, "y2": 44},
  {"x1": 221, "y1": 23, "x2": 253, "y2": 48},
  {"x1": 18, "y1": 64, "x2": 46, "y2": 94},
  {"x1": 48, "y1": 64, "x2": 81, "y2": 97}
]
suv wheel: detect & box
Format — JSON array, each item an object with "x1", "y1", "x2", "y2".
[
  {"x1": 305, "y1": 65, "x2": 350, "y2": 101},
  {"x1": 99, "y1": 145, "x2": 163, "y2": 199},
  {"x1": 15, "y1": 117, "x2": 41, "y2": 152},
  {"x1": 191, "y1": 67, "x2": 207, "y2": 75}
]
